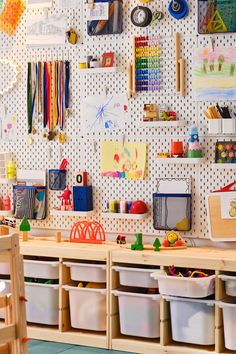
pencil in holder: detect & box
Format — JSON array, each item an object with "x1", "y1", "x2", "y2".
[{"x1": 49, "y1": 169, "x2": 67, "y2": 191}]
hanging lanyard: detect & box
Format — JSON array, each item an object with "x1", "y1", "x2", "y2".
[
  {"x1": 65, "y1": 60, "x2": 70, "y2": 110},
  {"x1": 53, "y1": 61, "x2": 59, "y2": 127},
  {"x1": 59, "y1": 61, "x2": 65, "y2": 131},
  {"x1": 43, "y1": 62, "x2": 47, "y2": 128},
  {"x1": 27, "y1": 62, "x2": 32, "y2": 134}
]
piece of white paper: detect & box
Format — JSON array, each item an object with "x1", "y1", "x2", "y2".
[
  {"x1": 86, "y1": 3, "x2": 109, "y2": 20},
  {"x1": 27, "y1": 0, "x2": 52, "y2": 9},
  {"x1": 81, "y1": 94, "x2": 129, "y2": 134},
  {"x1": 26, "y1": 15, "x2": 67, "y2": 46},
  {"x1": 2, "y1": 112, "x2": 17, "y2": 141},
  {"x1": 58, "y1": 0, "x2": 79, "y2": 8},
  {"x1": 156, "y1": 178, "x2": 191, "y2": 194},
  {"x1": 221, "y1": 194, "x2": 236, "y2": 219}
]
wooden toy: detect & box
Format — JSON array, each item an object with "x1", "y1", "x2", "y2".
[
  {"x1": 70, "y1": 220, "x2": 105, "y2": 244},
  {"x1": 58, "y1": 185, "x2": 72, "y2": 211},
  {"x1": 76, "y1": 171, "x2": 88, "y2": 186},
  {"x1": 56, "y1": 231, "x2": 62, "y2": 243},
  {"x1": 131, "y1": 233, "x2": 144, "y2": 250},
  {"x1": 156, "y1": 152, "x2": 170, "y2": 158},
  {"x1": 161, "y1": 230, "x2": 187, "y2": 250},
  {"x1": 0, "y1": 225, "x2": 9, "y2": 236},
  {"x1": 187, "y1": 125, "x2": 202, "y2": 158},
  {"x1": 102, "y1": 52, "x2": 114, "y2": 68},
  {"x1": 116, "y1": 235, "x2": 126, "y2": 244},
  {"x1": 73, "y1": 186, "x2": 93, "y2": 211},
  {"x1": 143, "y1": 104, "x2": 158, "y2": 122},
  {"x1": 20, "y1": 216, "x2": 31, "y2": 242},
  {"x1": 153, "y1": 238, "x2": 161, "y2": 252}
]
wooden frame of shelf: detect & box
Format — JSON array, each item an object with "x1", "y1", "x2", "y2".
[{"x1": 18, "y1": 240, "x2": 236, "y2": 353}]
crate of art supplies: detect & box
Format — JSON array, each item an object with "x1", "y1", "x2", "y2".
[
  {"x1": 219, "y1": 298, "x2": 236, "y2": 351},
  {"x1": 206, "y1": 181, "x2": 236, "y2": 241},
  {"x1": 0, "y1": 262, "x2": 10, "y2": 275},
  {"x1": 113, "y1": 289, "x2": 161, "y2": 338},
  {"x1": 219, "y1": 274, "x2": 236, "y2": 296},
  {"x1": 63, "y1": 262, "x2": 106, "y2": 283},
  {"x1": 151, "y1": 267, "x2": 215, "y2": 298},
  {"x1": 24, "y1": 259, "x2": 59, "y2": 279},
  {"x1": 112, "y1": 265, "x2": 163, "y2": 288},
  {"x1": 25, "y1": 280, "x2": 59, "y2": 325},
  {"x1": 164, "y1": 296, "x2": 215, "y2": 345},
  {"x1": 63, "y1": 284, "x2": 107, "y2": 331}
]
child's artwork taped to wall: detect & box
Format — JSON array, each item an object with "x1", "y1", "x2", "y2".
[
  {"x1": 81, "y1": 94, "x2": 129, "y2": 133},
  {"x1": 101, "y1": 141, "x2": 147, "y2": 180},
  {"x1": 193, "y1": 47, "x2": 236, "y2": 101},
  {"x1": 221, "y1": 194, "x2": 236, "y2": 219}
]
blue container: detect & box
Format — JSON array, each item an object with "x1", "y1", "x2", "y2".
[
  {"x1": 49, "y1": 169, "x2": 66, "y2": 190},
  {"x1": 73, "y1": 186, "x2": 93, "y2": 211}
]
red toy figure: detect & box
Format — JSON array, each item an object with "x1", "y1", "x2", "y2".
[{"x1": 58, "y1": 185, "x2": 72, "y2": 210}]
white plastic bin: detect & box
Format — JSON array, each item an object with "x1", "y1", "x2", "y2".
[
  {"x1": 113, "y1": 290, "x2": 161, "y2": 338},
  {"x1": 222, "y1": 118, "x2": 236, "y2": 134},
  {"x1": 63, "y1": 262, "x2": 106, "y2": 283},
  {"x1": 165, "y1": 296, "x2": 215, "y2": 345},
  {"x1": 0, "y1": 262, "x2": 10, "y2": 275},
  {"x1": 219, "y1": 298, "x2": 236, "y2": 351},
  {"x1": 63, "y1": 285, "x2": 106, "y2": 331},
  {"x1": 208, "y1": 119, "x2": 222, "y2": 134},
  {"x1": 25, "y1": 282, "x2": 59, "y2": 325},
  {"x1": 0, "y1": 279, "x2": 10, "y2": 319},
  {"x1": 219, "y1": 274, "x2": 236, "y2": 297},
  {"x1": 113, "y1": 266, "x2": 163, "y2": 288},
  {"x1": 151, "y1": 272, "x2": 215, "y2": 298},
  {"x1": 24, "y1": 260, "x2": 59, "y2": 279}
]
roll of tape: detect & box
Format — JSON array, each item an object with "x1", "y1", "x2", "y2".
[
  {"x1": 168, "y1": 0, "x2": 189, "y2": 20},
  {"x1": 131, "y1": 6, "x2": 153, "y2": 27},
  {"x1": 78, "y1": 62, "x2": 87, "y2": 69}
]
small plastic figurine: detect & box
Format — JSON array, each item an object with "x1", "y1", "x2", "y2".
[
  {"x1": 131, "y1": 233, "x2": 144, "y2": 251},
  {"x1": 58, "y1": 185, "x2": 72, "y2": 210}
]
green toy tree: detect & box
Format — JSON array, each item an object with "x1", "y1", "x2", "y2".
[
  {"x1": 153, "y1": 238, "x2": 161, "y2": 252},
  {"x1": 20, "y1": 216, "x2": 30, "y2": 242}
]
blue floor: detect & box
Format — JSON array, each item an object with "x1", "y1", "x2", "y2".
[{"x1": 29, "y1": 340, "x2": 132, "y2": 354}]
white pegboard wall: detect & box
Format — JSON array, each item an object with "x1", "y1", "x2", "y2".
[{"x1": 0, "y1": 0, "x2": 235, "y2": 238}]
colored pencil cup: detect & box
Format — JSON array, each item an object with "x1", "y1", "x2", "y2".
[
  {"x1": 49, "y1": 170, "x2": 67, "y2": 191},
  {"x1": 171, "y1": 141, "x2": 184, "y2": 157}
]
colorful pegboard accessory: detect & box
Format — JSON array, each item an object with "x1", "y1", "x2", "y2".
[
  {"x1": 0, "y1": 0, "x2": 25, "y2": 36},
  {"x1": 70, "y1": 220, "x2": 106, "y2": 244}
]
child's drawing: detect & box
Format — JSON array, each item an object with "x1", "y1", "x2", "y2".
[
  {"x1": 81, "y1": 95, "x2": 129, "y2": 133},
  {"x1": 101, "y1": 141, "x2": 147, "y2": 180},
  {"x1": 26, "y1": 14, "x2": 67, "y2": 46},
  {"x1": 193, "y1": 47, "x2": 236, "y2": 101}
]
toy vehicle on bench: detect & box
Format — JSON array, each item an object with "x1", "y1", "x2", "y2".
[{"x1": 116, "y1": 235, "x2": 126, "y2": 244}]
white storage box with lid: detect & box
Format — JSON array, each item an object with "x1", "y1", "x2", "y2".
[
  {"x1": 63, "y1": 285, "x2": 106, "y2": 331},
  {"x1": 219, "y1": 299, "x2": 236, "y2": 351},
  {"x1": 24, "y1": 259, "x2": 59, "y2": 279},
  {"x1": 151, "y1": 272, "x2": 215, "y2": 298},
  {"x1": 113, "y1": 290, "x2": 161, "y2": 338},
  {"x1": 63, "y1": 262, "x2": 106, "y2": 283},
  {"x1": 164, "y1": 296, "x2": 215, "y2": 345},
  {"x1": 25, "y1": 282, "x2": 59, "y2": 325},
  {"x1": 219, "y1": 274, "x2": 236, "y2": 296},
  {"x1": 0, "y1": 262, "x2": 10, "y2": 275},
  {"x1": 112, "y1": 266, "x2": 163, "y2": 288}
]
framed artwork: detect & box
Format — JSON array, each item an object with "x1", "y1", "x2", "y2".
[{"x1": 102, "y1": 52, "x2": 114, "y2": 67}]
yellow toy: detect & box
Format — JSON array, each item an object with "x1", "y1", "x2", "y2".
[{"x1": 161, "y1": 231, "x2": 187, "y2": 250}]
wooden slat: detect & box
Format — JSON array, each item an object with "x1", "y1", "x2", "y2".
[
  {"x1": 0, "y1": 325, "x2": 16, "y2": 345},
  {"x1": 59, "y1": 259, "x2": 71, "y2": 333},
  {"x1": 0, "y1": 296, "x2": 7, "y2": 310}
]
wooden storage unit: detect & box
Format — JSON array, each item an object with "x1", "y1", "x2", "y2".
[
  {"x1": 20, "y1": 240, "x2": 116, "y2": 350},
  {"x1": 110, "y1": 246, "x2": 236, "y2": 354}
]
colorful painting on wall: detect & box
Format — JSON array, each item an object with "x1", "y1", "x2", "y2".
[
  {"x1": 101, "y1": 141, "x2": 147, "y2": 180},
  {"x1": 81, "y1": 94, "x2": 129, "y2": 133},
  {"x1": 193, "y1": 47, "x2": 236, "y2": 101}
]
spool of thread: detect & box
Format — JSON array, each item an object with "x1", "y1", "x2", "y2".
[
  {"x1": 120, "y1": 200, "x2": 127, "y2": 214},
  {"x1": 78, "y1": 63, "x2": 87, "y2": 69},
  {"x1": 109, "y1": 200, "x2": 116, "y2": 213}
]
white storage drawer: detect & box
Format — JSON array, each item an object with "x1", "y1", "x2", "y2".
[
  {"x1": 113, "y1": 266, "x2": 162, "y2": 288},
  {"x1": 25, "y1": 282, "x2": 59, "y2": 325},
  {"x1": 0, "y1": 262, "x2": 10, "y2": 275},
  {"x1": 24, "y1": 260, "x2": 59, "y2": 279},
  {"x1": 63, "y1": 285, "x2": 106, "y2": 331},
  {"x1": 63, "y1": 262, "x2": 106, "y2": 283},
  {"x1": 219, "y1": 274, "x2": 236, "y2": 297},
  {"x1": 165, "y1": 296, "x2": 215, "y2": 345},
  {"x1": 151, "y1": 273, "x2": 215, "y2": 298},
  {"x1": 219, "y1": 299, "x2": 236, "y2": 351},
  {"x1": 113, "y1": 290, "x2": 161, "y2": 338}
]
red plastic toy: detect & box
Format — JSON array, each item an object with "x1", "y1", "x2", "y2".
[{"x1": 130, "y1": 200, "x2": 148, "y2": 214}]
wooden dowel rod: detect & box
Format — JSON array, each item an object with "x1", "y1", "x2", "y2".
[
  {"x1": 175, "y1": 32, "x2": 181, "y2": 92},
  {"x1": 127, "y1": 61, "x2": 133, "y2": 99},
  {"x1": 132, "y1": 36, "x2": 136, "y2": 96},
  {"x1": 179, "y1": 58, "x2": 185, "y2": 97}
]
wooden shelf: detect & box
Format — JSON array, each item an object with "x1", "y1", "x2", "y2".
[
  {"x1": 78, "y1": 67, "x2": 120, "y2": 74},
  {"x1": 212, "y1": 163, "x2": 236, "y2": 169},
  {"x1": 156, "y1": 158, "x2": 206, "y2": 164},
  {"x1": 0, "y1": 178, "x2": 16, "y2": 184},
  {"x1": 101, "y1": 212, "x2": 149, "y2": 220},
  {"x1": 0, "y1": 210, "x2": 13, "y2": 216},
  {"x1": 141, "y1": 120, "x2": 186, "y2": 128},
  {"x1": 50, "y1": 210, "x2": 95, "y2": 217}
]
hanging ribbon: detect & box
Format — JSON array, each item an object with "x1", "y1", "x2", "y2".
[
  {"x1": 27, "y1": 62, "x2": 32, "y2": 134},
  {"x1": 65, "y1": 60, "x2": 70, "y2": 110}
]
